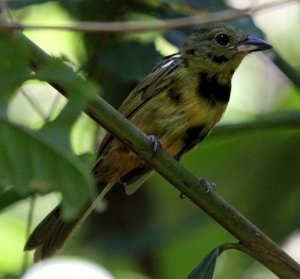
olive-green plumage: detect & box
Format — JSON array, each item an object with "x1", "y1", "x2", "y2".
[{"x1": 24, "y1": 23, "x2": 272, "y2": 261}]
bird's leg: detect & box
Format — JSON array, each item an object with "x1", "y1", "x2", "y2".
[
  {"x1": 147, "y1": 134, "x2": 162, "y2": 154},
  {"x1": 199, "y1": 177, "x2": 216, "y2": 193},
  {"x1": 179, "y1": 178, "x2": 216, "y2": 199}
]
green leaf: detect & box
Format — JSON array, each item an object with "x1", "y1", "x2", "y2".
[
  {"x1": 34, "y1": 58, "x2": 98, "y2": 151},
  {"x1": 0, "y1": 32, "x2": 29, "y2": 115},
  {"x1": 0, "y1": 189, "x2": 27, "y2": 211},
  {"x1": 0, "y1": 33, "x2": 98, "y2": 216},
  {"x1": 187, "y1": 247, "x2": 221, "y2": 279},
  {"x1": 32, "y1": 58, "x2": 98, "y2": 216},
  {"x1": 0, "y1": 116, "x2": 95, "y2": 218}
]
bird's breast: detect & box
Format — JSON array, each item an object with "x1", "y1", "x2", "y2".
[{"x1": 129, "y1": 77, "x2": 228, "y2": 157}]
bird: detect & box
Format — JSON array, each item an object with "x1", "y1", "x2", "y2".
[{"x1": 24, "y1": 23, "x2": 272, "y2": 261}]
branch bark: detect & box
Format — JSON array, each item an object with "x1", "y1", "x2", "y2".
[{"x1": 21, "y1": 34, "x2": 300, "y2": 278}]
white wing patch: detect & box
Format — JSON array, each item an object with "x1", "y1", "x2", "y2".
[
  {"x1": 161, "y1": 60, "x2": 174, "y2": 69},
  {"x1": 161, "y1": 54, "x2": 181, "y2": 69}
]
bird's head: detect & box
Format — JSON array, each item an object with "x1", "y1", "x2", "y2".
[{"x1": 180, "y1": 23, "x2": 272, "y2": 74}]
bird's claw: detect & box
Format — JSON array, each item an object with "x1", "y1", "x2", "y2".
[
  {"x1": 179, "y1": 179, "x2": 215, "y2": 199},
  {"x1": 199, "y1": 178, "x2": 216, "y2": 193},
  {"x1": 147, "y1": 135, "x2": 161, "y2": 154}
]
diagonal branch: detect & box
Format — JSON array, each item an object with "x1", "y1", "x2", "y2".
[{"x1": 21, "y1": 34, "x2": 300, "y2": 278}]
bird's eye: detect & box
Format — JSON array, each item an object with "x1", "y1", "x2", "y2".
[{"x1": 215, "y1": 33, "x2": 230, "y2": 46}]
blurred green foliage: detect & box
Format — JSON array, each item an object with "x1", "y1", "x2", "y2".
[{"x1": 0, "y1": 0, "x2": 300, "y2": 278}]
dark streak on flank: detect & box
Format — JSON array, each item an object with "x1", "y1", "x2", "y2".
[
  {"x1": 177, "y1": 124, "x2": 209, "y2": 159},
  {"x1": 198, "y1": 73, "x2": 231, "y2": 104},
  {"x1": 167, "y1": 88, "x2": 182, "y2": 104}
]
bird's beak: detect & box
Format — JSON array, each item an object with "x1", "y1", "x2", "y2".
[{"x1": 237, "y1": 36, "x2": 272, "y2": 52}]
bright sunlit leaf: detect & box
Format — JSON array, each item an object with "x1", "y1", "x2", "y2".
[{"x1": 0, "y1": 116, "x2": 94, "y2": 218}]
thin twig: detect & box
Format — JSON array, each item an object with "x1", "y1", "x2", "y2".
[
  {"x1": 0, "y1": 0, "x2": 297, "y2": 33},
  {"x1": 45, "y1": 93, "x2": 64, "y2": 122},
  {"x1": 21, "y1": 89, "x2": 47, "y2": 120},
  {"x1": 0, "y1": 0, "x2": 13, "y2": 21}
]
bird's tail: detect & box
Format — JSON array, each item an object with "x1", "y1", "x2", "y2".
[{"x1": 24, "y1": 182, "x2": 114, "y2": 262}]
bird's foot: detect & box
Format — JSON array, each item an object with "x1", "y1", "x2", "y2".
[
  {"x1": 199, "y1": 178, "x2": 216, "y2": 193},
  {"x1": 179, "y1": 178, "x2": 216, "y2": 199},
  {"x1": 147, "y1": 135, "x2": 162, "y2": 154}
]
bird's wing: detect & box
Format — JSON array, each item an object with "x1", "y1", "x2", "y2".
[
  {"x1": 117, "y1": 53, "x2": 182, "y2": 118},
  {"x1": 96, "y1": 53, "x2": 182, "y2": 156}
]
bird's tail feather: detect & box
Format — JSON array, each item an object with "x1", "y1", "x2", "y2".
[{"x1": 24, "y1": 182, "x2": 114, "y2": 261}]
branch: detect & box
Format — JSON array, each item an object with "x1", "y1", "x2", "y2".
[
  {"x1": 0, "y1": 0, "x2": 297, "y2": 32},
  {"x1": 20, "y1": 34, "x2": 300, "y2": 278},
  {"x1": 272, "y1": 51, "x2": 300, "y2": 90},
  {"x1": 213, "y1": 111, "x2": 300, "y2": 137}
]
